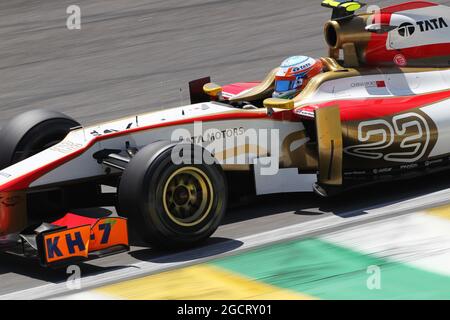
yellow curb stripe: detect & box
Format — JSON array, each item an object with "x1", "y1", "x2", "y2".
[
  {"x1": 94, "y1": 264, "x2": 314, "y2": 300},
  {"x1": 427, "y1": 205, "x2": 450, "y2": 220}
]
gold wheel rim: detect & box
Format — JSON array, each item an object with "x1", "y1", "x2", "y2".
[{"x1": 162, "y1": 167, "x2": 214, "y2": 227}]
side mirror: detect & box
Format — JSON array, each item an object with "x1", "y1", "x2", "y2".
[
  {"x1": 263, "y1": 98, "x2": 295, "y2": 110},
  {"x1": 365, "y1": 24, "x2": 398, "y2": 34},
  {"x1": 203, "y1": 83, "x2": 222, "y2": 99}
]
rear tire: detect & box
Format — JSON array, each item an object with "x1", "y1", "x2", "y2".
[
  {"x1": 0, "y1": 109, "x2": 79, "y2": 169},
  {"x1": 118, "y1": 142, "x2": 227, "y2": 249}
]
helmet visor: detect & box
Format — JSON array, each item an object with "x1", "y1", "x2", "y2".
[
  {"x1": 275, "y1": 80, "x2": 291, "y2": 92},
  {"x1": 275, "y1": 76, "x2": 305, "y2": 93}
]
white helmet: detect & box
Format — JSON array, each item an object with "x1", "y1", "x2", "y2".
[{"x1": 273, "y1": 56, "x2": 323, "y2": 99}]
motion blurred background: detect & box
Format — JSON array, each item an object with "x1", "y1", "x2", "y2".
[
  {"x1": 1, "y1": 0, "x2": 450, "y2": 299},
  {"x1": 0, "y1": 0, "x2": 422, "y2": 126}
]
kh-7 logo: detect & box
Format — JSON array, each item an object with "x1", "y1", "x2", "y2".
[
  {"x1": 44, "y1": 222, "x2": 113, "y2": 263},
  {"x1": 344, "y1": 112, "x2": 434, "y2": 163}
]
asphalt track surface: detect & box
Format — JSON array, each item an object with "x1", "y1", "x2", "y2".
[{"x1": 1, "y1": 0, "x2": 450, "y2": 298}]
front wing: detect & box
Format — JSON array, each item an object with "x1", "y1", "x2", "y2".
[{"x1": 18, "y1": 213, "x2": 129, "y2": 267}]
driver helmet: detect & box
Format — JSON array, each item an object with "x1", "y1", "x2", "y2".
[{"x1": 273, "y1": 56, "x2": 323, "y2": 99}]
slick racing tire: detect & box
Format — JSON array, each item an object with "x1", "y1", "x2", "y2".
[
  {"x1": 118, "y1": 141, "x2": 227, "y2": 249},
  {"x1": 0, "y1": 109, "x2": 79, "y2": 169}
]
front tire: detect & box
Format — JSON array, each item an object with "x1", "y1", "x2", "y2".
[{"x1": 118, "y1": 142, "x2": 227, "y2": 249}]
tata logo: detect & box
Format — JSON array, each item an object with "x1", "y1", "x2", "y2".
[
  {"x1": 398, "y1": 17, "x2": 448, "y2": 37},
  {"x1": 417, "y1": 17, "x2": 448, "y2": 32},
  {"x1": 398, "y1": 22, "x2": 415, "y2": 37}
]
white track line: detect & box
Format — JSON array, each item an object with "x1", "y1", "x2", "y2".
[
  {"x1": 3, "y1": 187, "x2": 450, "y2": 300},
  {"x1": 322, "y1": 212, "x2": 450, "y2": 277}
]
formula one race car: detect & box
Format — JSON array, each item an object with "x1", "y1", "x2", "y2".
[{"x1": 0, "y1": 1, "x2": 449, "y2": 266}]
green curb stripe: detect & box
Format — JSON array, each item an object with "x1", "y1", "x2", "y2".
[{"x1": 212, "y1": 238, "x2": 450, "y2": 299}]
